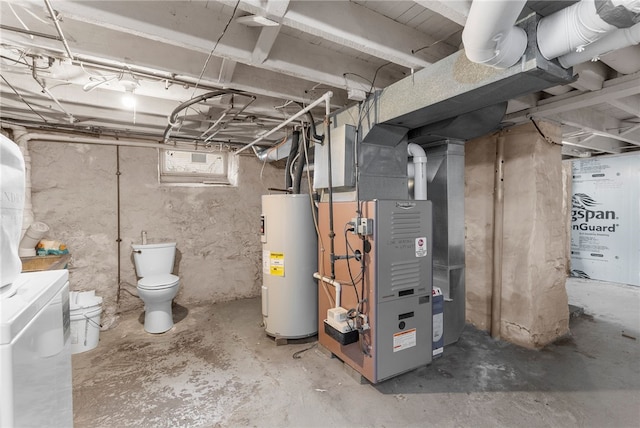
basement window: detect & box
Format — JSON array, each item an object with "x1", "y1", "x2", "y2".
[{"x1": 159, "y1": 149, "x2": 238, "y2": 186}]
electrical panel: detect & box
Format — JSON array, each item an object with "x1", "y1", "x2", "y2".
[{"x1": 313, "y1": 124, "x2": 356, "y2": 189}]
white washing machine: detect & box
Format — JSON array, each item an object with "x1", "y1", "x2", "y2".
[{"x1": 0, "y1": 269, "x2": 73, "y2": 427}]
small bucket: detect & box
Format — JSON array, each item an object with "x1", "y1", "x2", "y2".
[{"x1": 70, "y1": 291, "x2": 103, "y2": 354}]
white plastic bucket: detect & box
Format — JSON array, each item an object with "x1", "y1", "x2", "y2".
[{"x1": 70, "y1": 291, "x2": 103, "y2": 354}]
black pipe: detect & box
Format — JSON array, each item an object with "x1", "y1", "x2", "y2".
[
  {"x1": 296, "y1": 102, "x2": 323, "y2": 143},
  {"x1": 293, "y1": 128, "x2": 310, "y2": 194},
  {"x1": 115, "y1": 145, "x2": 122, "y2": 305},
  {"x1": 285, "y1": 130, "x2": 300, "y2": 190},
  {"x1": 326, "y1": 117, "x2": 336, "y2": 279}
]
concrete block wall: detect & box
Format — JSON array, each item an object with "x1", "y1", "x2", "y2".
[
  {"x1": 465, "y1": 121, "x2": 570, "y2": 348},
  {"x1": 28, "y1": 140, "x2": 282, "y2": 328}
]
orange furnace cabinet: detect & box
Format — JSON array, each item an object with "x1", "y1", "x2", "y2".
[{"x1": 317, "y1": 200, "x2": 433, "y2": 383}]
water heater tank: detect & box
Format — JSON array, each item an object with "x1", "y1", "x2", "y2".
[{"x1": 261, "y1": 194, "x2": 317, "y2": 339}]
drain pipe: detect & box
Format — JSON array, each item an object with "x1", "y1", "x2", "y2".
[
  {"x1": 491, "y1": 134, "x2": 506, "y2": 340},
  {"x1": 558, "y1": 21, "x2": 640, "y2": 67},
  {"x1": 407, "y1": 143, "x2": 428, "y2": 200},
  {"x1": 537, "y1": 0, "x2": 640, "y2": 61},
  {"x1": 462, "y1": 0, "x2": 528, "y2": 68},
  {"x1": 314, "y1": 273, "x2": 342, "y2": 308}
]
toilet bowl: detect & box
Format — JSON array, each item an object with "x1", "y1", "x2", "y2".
[{"x1": 132, "y1": 242, "x2": 180, "y2": 333}]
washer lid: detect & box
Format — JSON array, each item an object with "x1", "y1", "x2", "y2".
[
  {"x1": 0, "y1": 270, "x2": 68, "y2": 345},
  {"x1": 138, "y1": 274, "x2": 179, "y2": 289}
]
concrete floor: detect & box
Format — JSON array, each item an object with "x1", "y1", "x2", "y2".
[{"x1": 72, "y1": 278, "x2": 640, "y2": 427}]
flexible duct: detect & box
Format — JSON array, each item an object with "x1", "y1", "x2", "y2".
[
  {"x1": 407, "y1": 143, "x2": 428, "y2": 200},
  {"x1": 538, "y1": 0, "x2": 640, "y2": 61},
  {"x1": 559, "y1": 21, "x2": 640, "y2": 67},
  {"x1": 462, "y1": 0, "x2": 528, "y2": 68},
  {"x1": 255, "y1": 136, "x2": 292, "y2": 162},
  {"x1": 285, "y1": 130, "x2": 300, "y2": 190},
  {"x1": 293, "y1": 129, "x2": 310, "y2": 194}
]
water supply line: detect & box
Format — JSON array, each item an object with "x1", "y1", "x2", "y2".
[
  {"x1": 235, "y1": 91, "x2": 333, "y2": 155},
  {"x1": 202, "y1": 94, "x2": 256, "y2": 143},
  {"x1": 462, "y1": 0, "x2": 528, "y2": 68},
  {"x1": 163, "y1": 90, "x2": 243, "y2": 143},
  {"x1": 407, "y1": 143, "x2": 428, "y2": 200},
  {"x1": 491, "y1": 134, "x2": 506, "y2": 340},
  {"x1": 44, "y1": 0, "x2": 74, "y2": 59},
  {"x1": 326, "y1": 114, "x2": 336, "y2": 280},
  {"x1": 313, "y1": 273, "x2": 342, "y2": 308}
]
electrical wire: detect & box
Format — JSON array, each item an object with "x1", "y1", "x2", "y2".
[
  {"x1": 344, "y1": 225, "x2": 360, "y2": 309},
  {"x1": 7, "y1": 2, "x2": 32, "y2": 39},
  {"x1": 292, "y1": 342, "x2": 317, "y2": 359},
  {"x1": 1, "y1": 74, "x2": 48, "y2": 122},
  {"x1": 530, "y1": 117, "x2": 560, "y2": 146},
  {"x1": 190, "y1": 0, "x2": 240, "y2": 97}
]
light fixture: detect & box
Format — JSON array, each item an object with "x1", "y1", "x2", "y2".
[
  {"x1": 119, "y1": 72, "x2": 139, "y2": 109},
  {"x1": 121, "y1": 88, "x2": 136, "y2": 108}
]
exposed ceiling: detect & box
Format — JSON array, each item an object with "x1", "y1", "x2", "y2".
[{"x1": 1, "y1": 0, "x2": 639, "y2": 157}]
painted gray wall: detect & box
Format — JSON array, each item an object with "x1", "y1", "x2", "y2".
[{"x1": 28, "y1": 141, "x2": 282, "y2": 328}]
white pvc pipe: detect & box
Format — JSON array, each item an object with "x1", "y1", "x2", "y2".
[
  {"x1": 313, "y1": 272, "x2": 341, "y2": 309},
  {"x1": 559, "y1": 22, "x2": 640, "y2": 68},
  {"x1": 235, "y1": 91, "x2": 333, "y2": 155},
  {"x1": 408, "y1": 143, "x2": 428, "y2": 201},
  {"x1": 19, "y1": 221, "x2": 49, "y2": 257},
  {"x1": 537, "y1": 0, "x2": 636, "y2": 61},
  {"x1": 462, "y1": 0, "x2": 528, "y2": 68}
]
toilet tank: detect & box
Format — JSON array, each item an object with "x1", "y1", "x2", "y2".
[{"x1": 132, "y1": 242, "x2": 176, "y2": 277}]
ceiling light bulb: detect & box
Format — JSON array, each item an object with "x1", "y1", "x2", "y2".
[{"x1": 122, "y1": 89, "x2": 136, "y2": 109}]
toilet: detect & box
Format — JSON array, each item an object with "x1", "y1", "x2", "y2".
[{"x1": 132, "y1": 242, "x2": 180, "y2": 333}]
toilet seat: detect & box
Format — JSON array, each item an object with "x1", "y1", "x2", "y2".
[{"x1": 137, "y1": 274, "x2": 179, "y2": 290}]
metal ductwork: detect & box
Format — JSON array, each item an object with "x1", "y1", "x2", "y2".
[{"x1": 353, "y1": 13, "x2": 573, "y2": 146}]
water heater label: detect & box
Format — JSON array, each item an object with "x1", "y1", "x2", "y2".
[
  {"x1": 269, "y1": 252, "x2": 285, "y2": 276},
  {"x1": 393, "y1": 328, "x2": 416, "y2": 352},
  {"x1": 415, "y1": 237, "x2": 427, "y2": 257}
]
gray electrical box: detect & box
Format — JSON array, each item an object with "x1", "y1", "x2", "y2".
[{"x1": 313, "y1": 124, "x2": 356, "y2": 189}]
